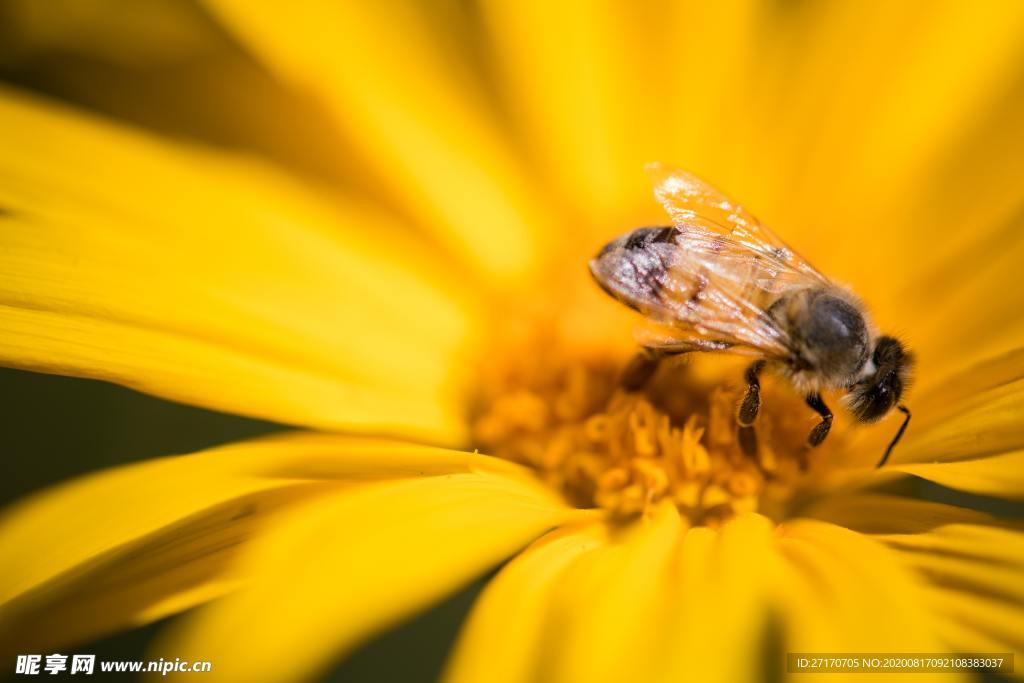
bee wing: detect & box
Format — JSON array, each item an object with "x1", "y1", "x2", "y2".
[
  {"x1": 647, "y1": 162, "x2": 829, "y2": 286},
  {"x1": 591, "y1": 166, "x2": 830, "y2": 358}
]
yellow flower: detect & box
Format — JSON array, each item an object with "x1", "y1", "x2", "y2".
[{"x1": 2, "y1": 2, "x2": 1024, "y2": 682}]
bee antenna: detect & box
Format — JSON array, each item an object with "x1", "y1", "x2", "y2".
[{"x1": 876, "y1": 404, "x2": 911, "y2": 468}]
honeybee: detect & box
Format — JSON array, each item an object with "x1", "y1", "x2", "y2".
[{"x1": 590, "y1": 164, "x2": 912, "y2": 467}]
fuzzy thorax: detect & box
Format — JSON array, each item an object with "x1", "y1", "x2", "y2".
[{"x1": 768, "y1": 285, "x2": 872, "y2": 394}]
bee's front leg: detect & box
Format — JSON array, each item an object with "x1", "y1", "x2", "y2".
[
  {"x1": 804, "y1": 393, "x2": 833, "y2": 448},
  {"x1": 737, "y1": 360, "x2": 766, "y2": 456}
]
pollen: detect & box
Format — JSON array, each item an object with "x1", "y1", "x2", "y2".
[{"x1": 471, "y1": 335, "x2": 832, "y2": 525}]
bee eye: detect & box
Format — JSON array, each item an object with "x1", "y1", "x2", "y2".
[{"x1": 850, "y1": 369, "x2": 901, "y2": 423}]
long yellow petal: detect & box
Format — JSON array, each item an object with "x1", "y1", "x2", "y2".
[
  {"x1": 0, "y1": 433, "x2": 518, "y2": 655},
  {"x1": 837, "y1": 1, "x2": 1024, "y2": 216},
  {"x1": 909, "y1": 228, "x2": 1024, "y2": 375},
  {"x1": 894, "y1": 546, "x2": 1024, "y2": 603},
  {"x1": 769, "y1": 521, "x2": 973, "y2": 683},
  {"x1": 874, "y1": 525, "x2": 1024, "y2": 656},
  {"x1": 913, "y1": 346, "x2": 1024, "y2": 420},
  {"x1": 898, "y1": 80, "x2": 1024, "y2": 318},
  {"x1": 874, "y1": 524, "x2": 1024, "y2": 570},
  {"x1": 661, "y1": 513, "x2": 778, "y2": 683},
  {"x1": 442, "y1": 523, "x2": 608, "y2": 683},
  {"x1": 0, "y1": 447, "x2": 296, "y2": 654},
  {"x1": 477, "y1": 0, "x2": 677, "y2": 231},
  {"x1": 203, "y1": 0, "x2": 558, "y2": 285},
  {"x1": 0, "y1": 85, "x2": 478, "y2": 442},
  {"x1": 157, "y1": 471, "x2": 575, "y2": 683},
  {"x1": 0, "y1": 486, "x2": 310, "y2": 659},
  {"x1": 930, "y1": 615, "x2": 1017, "y2": 660},
  {"x1": 544, "y1": 502, "x2": 683, "y2": 683},
  {"x1": 770, "y1": 1, "x2": 1024, "y2": 245},
  {"x1": 893, "y1": 378, "x2": 1024, "y2": 464},
  {"x1": 923, "y1": 587, "x2": 1024, "y2": 655},
  {"x1": 2, "y1": 0, "x2": 220, "y2": 67},
  {"x1": 890, "y1": 450, "x2": 1024, "y2": 500},
  {"x1": 776, "y1": 520, "x2": 944, "y2": 651},
  {"x1": 0, "y1": 438, "x2": 288, "y2": 608},
  {"x1": 801, "y1": 492, "x2": 995, "y2": 534}
]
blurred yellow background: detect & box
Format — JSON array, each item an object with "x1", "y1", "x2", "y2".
[{"x1": 2, "y1": 1, "x2": 1023, "y2": 680}]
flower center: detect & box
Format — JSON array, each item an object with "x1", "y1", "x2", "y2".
[{"x1": 471, "y1": 333, "x2": 839, "y2": 525}]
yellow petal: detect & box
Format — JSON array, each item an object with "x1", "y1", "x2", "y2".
[
  {"x1": 0, "y1": 486, "x2": 310, "y2": 659},
  {"x1": 913, "y1": 346, "x2": 1024, "y2": 420},
  {"x1": 0, "y1": 440, "x2": 297, "y2": 656},
  {"x1": 930, "y1": 615, "x2": 1016, "y2": 658},
  {"x1": 874, "y1": 524, "x2": 1024, "y2": 572},
  {"x1": 0, "y1": 433, "x2": 516, "y2": 654},
  {"x1": 894, "y1": 378, "x2": 1024, "y2": 464},
  {"x1": 909, "y1": 231, "x2": 1024, "y2": 376},
  {"x1": 843, "y1": 1, "x2": 1024, "y2": 212},
  {"x1": 661, "y1": 513, "x2": 779, "y2": 683},
  {"x1": 443, "y1": 523, "x2": 608, "y2": 683},
  {"x1": 772, "y1": 1, "x2": 1024, "y2": 239},
  {"x1": 899, "y1": 82, "x2": 1024, "y2": 316},
  {"x1": 892, "y1": 545, "x2": 1024, "y2": 605},
  {"x1": 0, "y1": 432, "x2": 529, "y2": 603},
  {"x1": 477, "y1": 1, "x2": 676, "y2": 229},
  {"x1": 923, "y1": 587, "x2": 1024, "y2": 654},
  {"x1": 0, "y1": 85, "x2": 478, "y2": 442},
  {"x1": 802, "y1": 492, "x2": 995, "y2": 534},
  {"x1": 890, "y1": 450, "x2": 1024, "y2": 499},
  {"x1": 874, "y1": 525, "x2": 1024, "y2": 654},
  {"x1": 544, "y1": 502, "x2": 683, "y2": 683},
  {"x1": 776, "y1": 520, "x2": 943, "y2": 651},
  {"x1": 2, "y1": 0, "x2": 220, "y2": 67},
  {"x1": 204, "y1": 0, "x2": 558, "y2": 284},
  {"x1": 662, "y1": 0, "x2": 763, "y2": 187},
  {"x1": 157, "y1": 471, "x2": 576, "y2": 683},
  {"x1": 0, "y1": 437, "x2": 287, "y2": 608}
]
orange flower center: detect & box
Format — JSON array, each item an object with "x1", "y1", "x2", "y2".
[{"x1": 471, "y1": 332, "x2": 843, "y2": 525}]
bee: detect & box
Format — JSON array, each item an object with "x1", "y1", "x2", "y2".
[{"x1": 590, "y1": 164, "x2": 912, "y2": 467}]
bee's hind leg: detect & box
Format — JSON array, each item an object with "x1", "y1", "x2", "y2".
[
  {"x1": 622, "y1": 340, "x2": 730, "y2": 390},
  {"x1": 620, "y1": 347, "x2": 666, "y2": 391},
  {"x1": 737, "y1": 360, "x2": 766, "y2": 457}
]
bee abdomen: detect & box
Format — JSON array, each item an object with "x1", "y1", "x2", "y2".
[
  {"x1": 590, "y1": 226, "x2": 681, "y2": 311},
  {"x1": 623, "y1": 226, "x2": 678, "y2": 251}
]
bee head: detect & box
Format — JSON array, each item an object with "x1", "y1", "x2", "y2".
[{"x1": 848, "y1": 336, "x2": 914, "y2": 423}]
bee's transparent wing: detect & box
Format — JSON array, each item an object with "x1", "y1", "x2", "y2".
[
  {"x1": 591, "y1": 166, "x2": 830, "y2": 358},
  {"x1": 647, "y1": 165, "x2": 830, "y2": 355},
  {"x1": 647, "y1": 162, "x2": 829, "y2": 285}
]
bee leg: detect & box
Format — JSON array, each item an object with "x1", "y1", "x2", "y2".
[
  {"x1": 620, "y1": 347, "x2": 665, "y2": 390},
  {"x1": 737, "y1": 360, "x2": 766, "y2": 457},
  {"x1": 804, "y1": 393, "x2": 833, "y2": 448}
]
